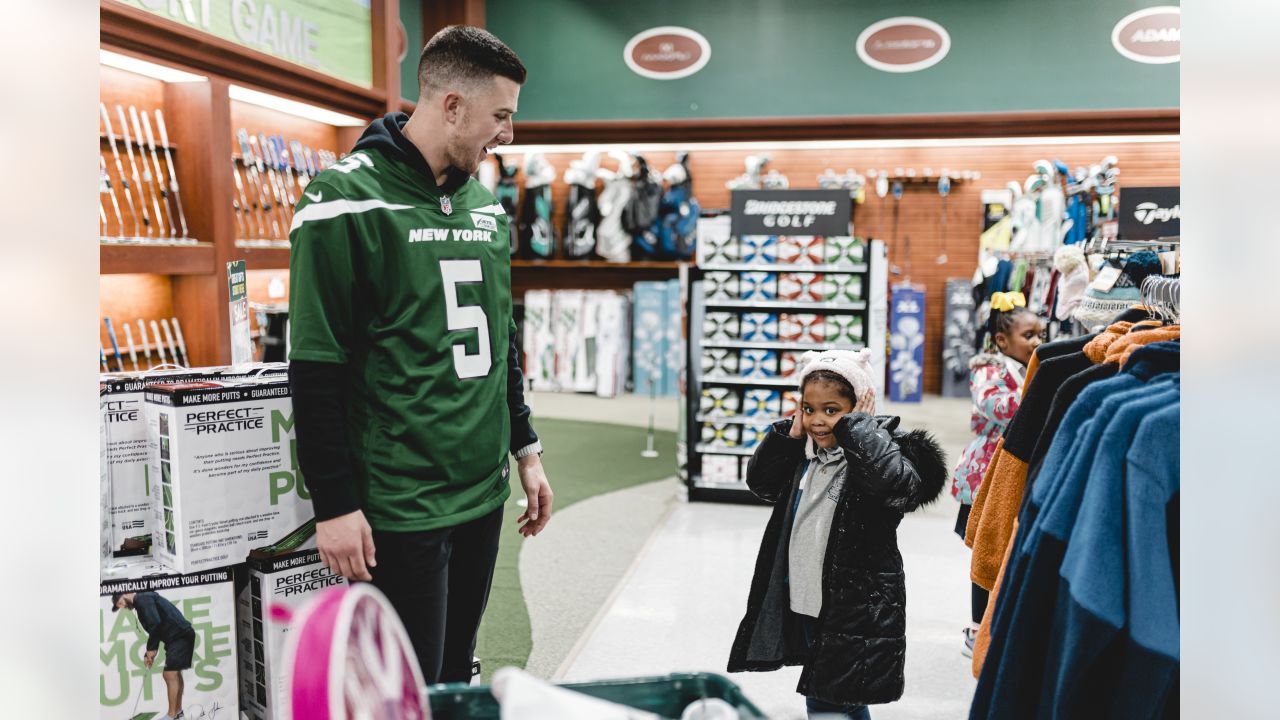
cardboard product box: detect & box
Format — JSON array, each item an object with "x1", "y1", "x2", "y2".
[
  {"x1": 632, "y1": 281, "x2": 669, "y2": 394},
  {"x1": 739, "y1": 271, "x2": 778, "y2": 301},
  {"x1": 552, "y1": 290, "x2": 586, "y2": 391},
  {"x1": 593, "y1": 291, "x2": 631, "y2": 398},
  {"x1": 741, "y1": 313, "x2": 779, "y2": 342},
  {"x1": 703, "y1": 312, "x2": 740, "y2": 343},
  {"x1": 701, "y1": 455, "x2": 741, "y2": 485},
  {"x1": 101, "y1": 364, "x2": 290, "y2": 562},
  {"x1": 99, "y1": 566, "x2": 238, "y2": 720},
  {"x1": 522, "y1": 290, "x2": 556, "y2": 391},
  {"x1": 661, "y1": 279, "x2": 683, "y2": 398},
  {"x1": 145, "y1": 377, "x2": 314, "y2": 574},
  {"x1": 694, "y1": 215, "x2": 735, "y2": 265},
  {"x1": 237, "y1": 549, "x2": 347, "y2": 719}
]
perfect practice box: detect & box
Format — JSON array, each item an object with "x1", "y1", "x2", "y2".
[
  {"x1": 237, "y1": 549, "x2": 347, "y2": 719},
  {"x1": 98, "y1": 564, "x2": 238, "y2": 720},
  {"x1": 145, "y1": 377, "x2": 314, "y2": 574},
  {"x1": 100, "y1": 364, "x2": 287, "y2": 563}
]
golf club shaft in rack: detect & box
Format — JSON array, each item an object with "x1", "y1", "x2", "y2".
[
  {"x1": 139, "y1": 109, "x2": 178, "y2": 239},
  {"x1": 122, "y1": 322, "x2": 139, "y2": 372},
  {"x1": 99, "y1": 155, "x2": 125, "y2": 240},
  {"x1": 104, "y1": 317, "x2": 125, "y2": 372},
  {"x1": 159, "y1": 318, "x2": 181, "y2": 368},
  {"x1": 104, "y1": 103, "x2": 144, "y2": 239},
  {"x1": 130, "y1": 106, "x2": 167, "y2": 240},
  {"x1": 257, "y1": 133, "x2": 292, "y2": 237},
  {"x1": 149, "y1": 320, "x2": 168, "y2": 366},
  {"x1": 153, "y1": 110, "x2": 190, "y2": 241},
  {"x1": 230, "y1": 159, "x2": 251, "y2": 238},
  {"x1": 137, "y1": 320, "x2": 153, "y2": 369},
  {"x1": 171, "y1": 317, "x2": 190, "y2": 368}
]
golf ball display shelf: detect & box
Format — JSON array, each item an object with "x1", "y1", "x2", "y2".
[{"x1": 688, "y1": 226, "x2": 872, "y2": 502}]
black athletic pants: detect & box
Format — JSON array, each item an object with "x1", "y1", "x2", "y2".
[
  {"x1": 369, "y1": 505, "x2": 503, "y2": 684},
  {"x1": 956, "y1": 502, "x2": 990, "y2": 624}
]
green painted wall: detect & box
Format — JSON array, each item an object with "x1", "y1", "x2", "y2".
[
  {"x1": 486, "y1": 0, "x2": 1178, "y2": 121},
  {"x1": 399, "y1": 0, "x2": 424, "y2": 102}
]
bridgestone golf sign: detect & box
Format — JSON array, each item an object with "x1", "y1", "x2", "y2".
[
  {"x1": 1111, "y1": 6, "x2": 1180, "y2": 64},
  {"x1": 731, "y1": 190, "x2": 852, "y2": 236},
  {"x1": 624, "y1": 26, "x2": 712, "y2": 80},
  {"x1": 856, "y1": 17, "x2": 951, "y2": 73}
]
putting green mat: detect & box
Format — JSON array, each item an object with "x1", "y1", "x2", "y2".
[{"x1": 475, "y1": 418, "x2": 678, "y2": 680}]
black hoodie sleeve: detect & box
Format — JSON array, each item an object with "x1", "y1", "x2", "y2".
[
  {"x1": 507, "y1": 327, "x2": 539, "y2": 454},
  {"x1": 744, "y1": 419, "x2": 805, "y2": 504},
  {"x1": 289, "y1": 360, "x2": 362, "y2": 521}
]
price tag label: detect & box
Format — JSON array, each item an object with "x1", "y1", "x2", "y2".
[{"x1": 1091, "y1": 265, "x2": 1123, "y2": 293}]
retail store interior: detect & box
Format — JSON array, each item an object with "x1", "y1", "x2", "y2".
[{"x1": 94, "y1": 1, "x2": 1180, "y2": 718}]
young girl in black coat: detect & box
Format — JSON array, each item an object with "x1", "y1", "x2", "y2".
[{"x1": 727, "y1": 349, "x2": 948, "y2": 719}]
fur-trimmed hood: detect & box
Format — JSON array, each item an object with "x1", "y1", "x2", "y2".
[{"x1": 893, "y1": 427, "x2": 949, "y2": 510}]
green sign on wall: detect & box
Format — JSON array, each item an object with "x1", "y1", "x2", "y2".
[
  {"x1": 487, "y1": 0, "x2": 1179, "y2": 122},
  {"x1": 121, "y1": 0, "x2": 372, "y2": 88}
]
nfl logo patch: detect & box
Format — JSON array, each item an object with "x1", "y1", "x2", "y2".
[{"x1": 440, "y1": 195, "x2": 453, "y2": 215}]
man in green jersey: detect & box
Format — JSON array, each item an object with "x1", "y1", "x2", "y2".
[{"x1": 287, "y1": 26, "x2": 552, "y2": 683}]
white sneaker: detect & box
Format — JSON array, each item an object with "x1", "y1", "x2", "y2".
[{"x1": 962, "y1": 626, "x2": 977, "y2": 658}]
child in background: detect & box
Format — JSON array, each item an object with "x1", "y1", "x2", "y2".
[
  {"x1": 951, "y1": 291, "x2": 1042, "y2": 656},
  {"x1": 728, "y1": 349, "x2": 948, "y2": 719}
]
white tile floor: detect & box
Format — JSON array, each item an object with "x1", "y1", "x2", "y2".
[{"x1": 558, "y1": 498, "x2": 976, "y2": 719}]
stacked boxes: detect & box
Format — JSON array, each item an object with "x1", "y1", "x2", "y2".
[
  {"x1": 237, "y1": 549, "x2": 347, "y2": 719},
  {"x1": 525, "y1": 289, "x2": 634, "y2": 397},
  {"x1": 631, "y1": 280, "x2": 682, "y2": 397},
  {"x1": 100, "y1": 365, "x2": 288, "y2": 562},
  {"x1": 98, "y1": 564, "x2": 239, "y2": 719},
  {"x1": 145, "y1": 376, "x2": 313, "y2": 574}
]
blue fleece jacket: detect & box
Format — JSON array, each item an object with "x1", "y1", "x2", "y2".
[
  {"x1": 970, "y1": 342, "x2": 1179, "y2": 719},
  {"x1": 1039, "y1": 401, "x2": 1180, "y2": 720}
]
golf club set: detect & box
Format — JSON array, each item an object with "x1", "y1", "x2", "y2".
[
  {"x1": 99, "y1": 102, "x2": 191, "y2": 243},
  {"x1": 484, "y1": 150, "x2": 701, "y2": 262},
  {"x1": 232, "y1": 129, "x2": 339, "y2": 246},
  {"x1": 100, "y1": 316, "x2": 190, "y2": 372}
]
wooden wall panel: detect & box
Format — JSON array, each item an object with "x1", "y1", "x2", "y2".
[{"x1": 493, "y1": 139, "x2": 1180, "y2": 392}]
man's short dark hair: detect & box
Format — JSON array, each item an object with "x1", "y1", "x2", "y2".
[
  {"x1": 418, "y1": 26, "x2": 526, "y2": 98},
  {"x1": 110, "y1": 591, "x2": 125, "y2": 612}
]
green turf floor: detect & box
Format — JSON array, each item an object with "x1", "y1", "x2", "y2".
[{"x1": 474, "y1": 418, "x2": 678, "y2": 681}]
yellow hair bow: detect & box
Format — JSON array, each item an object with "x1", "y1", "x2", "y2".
[{"x1": 990, "y1": 291, "x2": 1026, "y2": 312}]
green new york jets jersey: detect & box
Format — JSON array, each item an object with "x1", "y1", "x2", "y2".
[{"x1": 288, "y1": 146, "x2": 513, "y2": 532}]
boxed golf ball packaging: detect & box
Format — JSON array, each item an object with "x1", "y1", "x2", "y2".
[
  {"x1": 145, "y1": 375, "x2": 314, "y2": 574},
  {"x1": 99, "y1": 565, "x2": 238, "y2": 720},
  {"x1": 237, "y1": 549, "x2": 347, "y2": 719},
  {"x1": 101, "y1": 365, "x2": 288, "y2": 562}
]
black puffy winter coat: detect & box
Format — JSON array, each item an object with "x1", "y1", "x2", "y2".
[{"x1": 727, "y1": 413, "x2": 948, "y2": 707}]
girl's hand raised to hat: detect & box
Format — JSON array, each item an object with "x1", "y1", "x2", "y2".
[
  {"x1": 789, "y1": 408, "x2": 806, "y2": 439},
  {"x1": 854, "y1": 388, "x2": 876, "y2": 415}
]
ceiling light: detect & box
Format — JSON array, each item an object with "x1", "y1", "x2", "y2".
[
  {"x1": 228, "y1": 85, "x2": 365, "y2": 127},
  {"x1": 498, "y1": 134, "x2": 1179, "y2": 156},
  {"x1": 100, "y1": 49, "x2": 205, "y2": 83}
]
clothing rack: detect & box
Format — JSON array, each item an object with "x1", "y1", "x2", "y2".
[
  {"x1": 1083, "y1": 235, "x2": 1180, "y2": 254},
  {"x1": 1140, "y1": 275, "x2": 1180, "y2": 323}
]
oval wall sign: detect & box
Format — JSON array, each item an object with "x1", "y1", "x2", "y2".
[
  {"x1": 624, "y1": 26, "x2": 711, "y2": 80},
  {"x1": 1112, "y1": 6, "x2": 1180, "y2": 64},
  {"x1": 856, "y1": 16, "x2": 950, "y2": 73}
]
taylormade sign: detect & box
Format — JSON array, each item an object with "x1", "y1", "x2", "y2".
[
  {"x1": 1112, "y1": 6, "x2": 1180, "y2": 64},
  {"x1": 121, "y1": 0, "x2": 373, "y2": 86}
]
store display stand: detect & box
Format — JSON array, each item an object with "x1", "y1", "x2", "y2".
[{"x1": 684, "y1": 201, "x2": 877, "y2": 503}]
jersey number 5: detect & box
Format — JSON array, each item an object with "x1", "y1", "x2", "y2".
[{"x1": 440, "y1": 259, "x2": 491, "y2": 379}]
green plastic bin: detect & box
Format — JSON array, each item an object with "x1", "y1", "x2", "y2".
[{"x1": 426, "y1": 671, "x2": 767, "y2": 719}]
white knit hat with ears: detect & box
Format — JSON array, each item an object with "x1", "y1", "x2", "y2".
[
  {"x1": 794, "y1": 349, "x2": 878, "y2": 459},
  {"x1": 795, "y1": 348, "x2": 878, "y2": 412}
]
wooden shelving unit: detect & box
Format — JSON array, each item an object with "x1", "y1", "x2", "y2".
[
  {"x1": 100, "y1": 243, "x2": 215, "y2": 276},
  {"x1": 97, "y1": 0, "x2": 408, "y2": 367}
]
